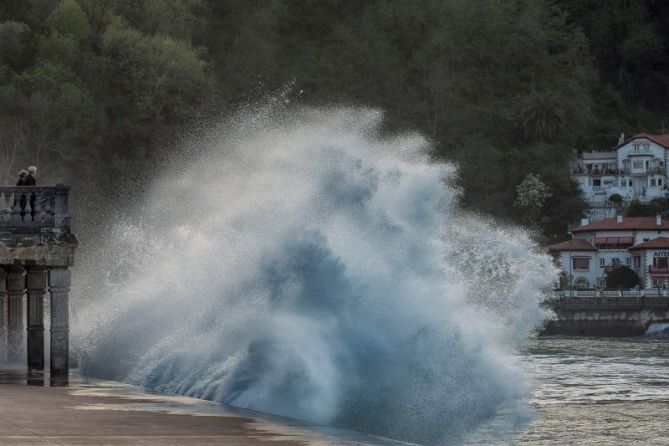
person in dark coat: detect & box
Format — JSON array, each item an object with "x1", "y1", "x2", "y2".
[
  {"x1": 24, "y1": 166, "x2": 37, "y2": 186},
  {"x1": 16, "y1": 170, "x2": 27, "y2": 186}
]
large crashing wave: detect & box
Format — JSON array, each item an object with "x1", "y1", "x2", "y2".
[{"x1": 75, "y1": 106, "x2": 555, "y2": 445}]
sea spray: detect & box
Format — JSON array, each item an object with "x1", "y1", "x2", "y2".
[{"x1": 75, "y1": 106, "x2": 556, "y2": 444}]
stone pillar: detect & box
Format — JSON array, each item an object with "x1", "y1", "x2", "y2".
[
  {"x1": 26, "y1": 268, "x2": 47, "y2": 371},
  {"x1": 6, "y1": 265, "x2": 25, "y2": 363},
  {"x1": 54, "y1": 184, "x2": 70, "y2": 229},
  {"x1": 0, "y1": 269, "x2": 6, "y2": 361},
  {"x1": 49, "y1": 268, "x2": 70, "y2": 376}
]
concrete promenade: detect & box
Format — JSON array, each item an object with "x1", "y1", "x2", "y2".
[{"x1": 0, "y1": 372, "x2": 406, "y2": 446}]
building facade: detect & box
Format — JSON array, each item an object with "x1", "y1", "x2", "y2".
[
  {"x1": 574, "y1": 133, "x2": 669, "y2": 221},
  {"x1": 549, "y1": 215, "x2": 669, "y2": 289}
]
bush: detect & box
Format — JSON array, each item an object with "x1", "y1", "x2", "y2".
[
  {"x1": 606, "y1": 266, "x2": 639, "y2": 289},
  {"x1": 608, "y1": 193, "x2": 623, "y2": 204},
  {"x1": 625, "y1": 198, "x2": 668, "y2": 217}
]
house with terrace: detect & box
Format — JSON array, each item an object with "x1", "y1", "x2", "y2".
[
  {"x1": 573, "y1": 133, "x2": 669, "y2": 221},
  {"x1": 549, "y1": 215, "x2": 669, "y2": 289}
]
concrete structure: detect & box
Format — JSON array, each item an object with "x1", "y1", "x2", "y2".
[
  {"x1": 548, "y1": 215, "x2": 669, "y2": 289},
  {"x1": 573, "y1": 133, "x2": 669, "y2": 221},
  {"x1": 0, "y1": 185, "x2": 76, "y2": 377},
  {"x1": 543, "y1": 295, "x2": 669, "y2": 336}
]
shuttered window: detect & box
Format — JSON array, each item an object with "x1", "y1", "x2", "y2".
[{"x1": 573, "y1": 257, "x2": 590, "y2": 270}]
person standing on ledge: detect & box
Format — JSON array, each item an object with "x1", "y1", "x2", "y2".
[
  {"x1": 16, "y1": 170, "x2": 27, "y2": 186},
  {"x1": 24, "y1": 166, "x2": 37, "y2": 185}
]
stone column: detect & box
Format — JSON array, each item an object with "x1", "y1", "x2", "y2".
[
  {"x1": 6, "y1": 265, "x2": 25, "y2": 363},
  {"x1": 0, "y1": 269, "x2": 6, "y2": 361},
  {"x1": 26, "y1": 268, "x2": 47, "y2": 371},
  {"x1": 54, "y1": 184, "x2": 70, "y2": 228},
  {"x1": 49, "y1": 268, "x2": 70, "y2": 376}
]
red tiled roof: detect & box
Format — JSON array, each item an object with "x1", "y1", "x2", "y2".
[
  {"x1": 629, "y1": 237, "x2": 669, "y2": 251},
  {"x1": 572, "y1": 217, "x2": 669, "y2": 232},
  {"x1": 547, "y1": 239, "x2": 597, "y2": 252},
  {"x1": 633, "y1": 133, "x2": 669, "y2": 148}
]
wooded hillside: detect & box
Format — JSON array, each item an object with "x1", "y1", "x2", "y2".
[{"x1": 2, "y1": 0, "x2": 669, "y2": 241}]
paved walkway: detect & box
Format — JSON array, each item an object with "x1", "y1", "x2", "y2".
[{"x1": 0, "y1": 372, "x2": 407, "y2": 446}]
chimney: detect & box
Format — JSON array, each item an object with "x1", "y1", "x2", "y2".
[
  {"x1": 618, "y1": 133, "x2": 625, "y2": 145},
  {"x1": 581, "y1": 217, "x2": 590, "y2": 227},
  {"x1": 617, "y1": 215, "x2": 623, "y2": 224},
  {"x1": 657, "y1": 215, "x2": 662, "y2": 226}
]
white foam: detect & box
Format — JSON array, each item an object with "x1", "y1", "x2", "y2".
[{"x1": 74, "y1": 106, "x2": 556, "y2": 444}]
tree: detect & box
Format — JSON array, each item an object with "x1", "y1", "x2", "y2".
[
  {"x1": 45, "y1": 0, "x2": 90, "y2": 42},
  {"x1": 101, "y1": 17, "x2": 212, "y2": 149},
  {"x1": 0, "y1": 21, "x2": 30, "y2": 69},
  {"x1": 609, "y1": 193, "x2": 623, "y2": 212},
  {"x1": 609, "y1": 193, "x2": 623, "y2": 205},
  {"x1": 625, "y1": 197, "x2": 668, "y2": 217},
  {"x1": 514, "y1": 173, "x2": 552, "y2": 227},
  {"x1": 606, "y1": 266, "x2": 639, "y2": 289}
]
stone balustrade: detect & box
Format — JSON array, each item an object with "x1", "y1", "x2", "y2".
[
  {"x1": 0, "y1": 184, "x2": 70, "y2": 229},
  {"x1": 553, "y1": 289, "x2": 669, "y2": 298}
]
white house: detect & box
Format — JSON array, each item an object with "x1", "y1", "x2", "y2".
[
  {"x1": 548, "y1": 215, "x2": 669, "y2": 289},
  {"x1": 574, "y1": 133, "x2": 669, "y2": 221}
]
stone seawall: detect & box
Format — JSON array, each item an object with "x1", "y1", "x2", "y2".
[{"x1": 542, "y1": 297, "x2": 669, "y2": 336}]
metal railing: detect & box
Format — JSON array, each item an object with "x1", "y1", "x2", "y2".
[
  {"x1": 0, "y1": 185, "x2": 70, "y2": 229},
  {"x1": 649, "y1": 266, "x2": 669, "y2": 275}
]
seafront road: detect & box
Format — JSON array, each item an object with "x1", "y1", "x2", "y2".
[{"x1": 0, "y1": 372, "x2": 409, "y2": 446}]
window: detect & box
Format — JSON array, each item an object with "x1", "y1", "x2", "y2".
[
  {"x1": 626, "y1": 257, "x2": 632, "y2": 266},
  {"x1": 612, "y1": 257, "x2": 621, "y2": 267},
  {"x1": 603, "y1": 179, "x2": 614, "y2": 186},
  {"x1": 633, "y1": 143, "x2": 640, "y2": 151},
  {"x1": 643, "y1": 143, "x2": 650, "y2": 151},
  {"x1": 573, "y1": 257, "x2": 590, "y2": 270},
  {"x1": 654, "y1": 256, "x2": 669, "y2": 268},
  {"x1": 574, "y1": 277, "x2": 589, "y2": 288},
  {"x1": 651, "y1": 178, "x2": 657, "y2": 187},
  {"x1": 660, "y1": 179, "x2": 663, "y2": 187},
  {"x1": 634, "y1": 256, "x2": 641, "y2": 268},
  {"x1": 633, "y1": 160, "x2": 643, "y2": 169},
  {"x1": 600, "y1": 258, "x2": 605, "y2": 267},
  {"x1": 593, "y1": 179, "x2": 601, "y2": 186}
]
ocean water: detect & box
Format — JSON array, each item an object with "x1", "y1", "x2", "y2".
[
  {"x1": 70, "y1": 104, "x2": 669, "y2": 445},
  {"x1": 467, "y1": 336, "x2": 669, "y2": 445},
  {"x1": 74, "y1": 105, "x2": 555, "y2": 445}
]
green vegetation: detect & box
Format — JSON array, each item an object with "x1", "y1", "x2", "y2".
[
  {"x1": 608, "y1": 194, "x2": 623, "y2": 205},
  {"x1": 625, "y1": 198, "x2": 669, "y2": 217},
  {"x1": 606, "y1": 266, "x2": 640, "y2": 289},
  {"x1": 1, "y1": 0, "x2": 668, "y2": 241}
]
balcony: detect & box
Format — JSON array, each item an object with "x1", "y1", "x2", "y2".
[
  {"x1": 649, "y1": 266, "x2": 669, "y2": 276},
  {"x1": 0, "y1": 185, "x2": 70, "y2": 230},
  {"x1": 0, "y1": 184, "x2": 75, "y2": 267},
  {"x1": 630, "y1": 167, "x2": 665, "y2": 176},
  {"x1": 595, "y1": 237, "x2": 634, "y2": 250}
]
